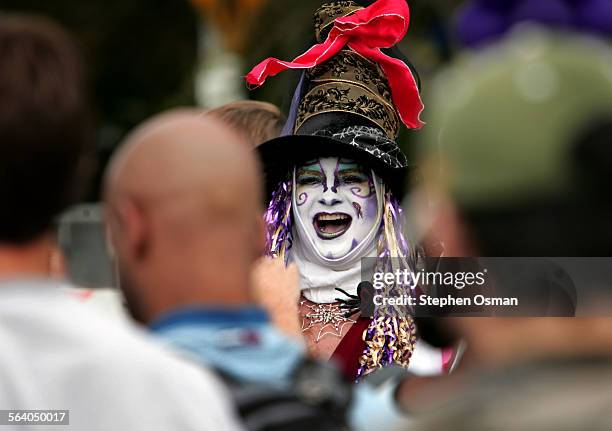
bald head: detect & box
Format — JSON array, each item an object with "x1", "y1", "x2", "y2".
[
  {"x1": 105, "y1": 109, "x2": 259, "y2": 208},
  {"x1": 104, "y1": 109, "x2": 264, "y2": 323}
]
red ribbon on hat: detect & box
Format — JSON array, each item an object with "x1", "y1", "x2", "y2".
[{"x1": 245, "y1": 0, "x2": 424, "y2": 129}]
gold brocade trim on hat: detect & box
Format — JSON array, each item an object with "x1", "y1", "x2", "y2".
[
  {"x1": 295, "y1": 81, "x2": 400, "y2": 139},
  {"x1": 314, "y1": 1, "x2": 364, "y2": 43},
  {"x1": 303, "y1": 6, "x2": 403, "y2": 139},
  {"x1": 309, "y1": 50, "x2": 395, "y2": 109}
]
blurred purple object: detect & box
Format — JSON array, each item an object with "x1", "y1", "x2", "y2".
[
  {"x1": 512, "y1": 0, "x2": 573, "y2": 26},
  {"x1": 456, "y1": 0, "x2": 612, "y2": 48},
  {"x1": 575, "y1": 0, "x2": 612, "y2": 34},
  {"x1": 478, "y1": 0, "x2": 517, "y2": 12},
  {"x1": 456, "y1": 2, "x2": 509, "y2": 47},
  {"x1": 264, "y1": 180, "x2": 293, "y2": 258}
]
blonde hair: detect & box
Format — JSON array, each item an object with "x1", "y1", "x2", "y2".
[{"x1": 206, "y1": 100, "x2": 285, "y2": 147}]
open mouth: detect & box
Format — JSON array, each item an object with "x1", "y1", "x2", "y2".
[{"x1": 313, "y1": 212, "x2": 352, "y2": 240}]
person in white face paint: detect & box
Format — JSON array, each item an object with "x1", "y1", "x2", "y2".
[
  {"x1": 246, "y1": 0, "x2": 454, "y2": 380},
  {"x1": 292, "y1": 157, "x2": 383, "y2": 308},
  {"x1": 294, "y1": 158, "x2": 381, "y2": 260}
]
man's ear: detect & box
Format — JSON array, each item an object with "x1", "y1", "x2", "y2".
[{"x1": 108, "y1": 199, "x2": 150, "y2": 262}]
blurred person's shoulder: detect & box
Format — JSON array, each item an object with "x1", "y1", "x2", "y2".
[
  {"x1": 409, "y1": 358, "x2": 612, "y2": 431},
  {"x1": 0, "y1": 279, "x2": 243, "y2": 431}
]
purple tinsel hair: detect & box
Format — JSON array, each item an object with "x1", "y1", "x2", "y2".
[
  {"x1": 456, "y1": 0, "x2": 612, "y2": 48},
  {"x1": 264, "y1": 179, "x2": 293, "y2": 260}
]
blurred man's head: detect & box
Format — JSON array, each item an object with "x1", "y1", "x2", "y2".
[
  {"x1": 205, "y1": 100, "x2": 285, "y2": 147},
  {"x1": 104, "y1": 110, "x2": 264, "y2": 324},
  {"x1": 416, "y1": 29, "x2": 612, "y2": 367},
  {"x1": 419, "y1": 29, "x2": 612, "y2": 258},
  {"x1": 0, "y1": 15, "x2": 92, "y2": 246}
]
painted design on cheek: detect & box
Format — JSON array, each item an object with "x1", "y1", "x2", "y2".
[
  {"x1": 352, "y1": 202, "x2": 363, "y2": 219},
  {"x1": 297, "y1": 192, "x2": 308, "y2": 206},
  {"x1": 350, "y1": 186, "x2": 367, "y2": 198},
  {"x1": 350, "y1": 178, "x2": 376, "y2": 199},
  {"x1": 350, "y1": 238, "x2": 359, "y2": 252},
  {"x1": 336, "y1": 159, "x2": 375, "y2": 199}
]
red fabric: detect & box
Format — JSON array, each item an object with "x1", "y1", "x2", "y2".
[
  {"x1": 331, "y1": 317, "x2": 371, "y2": 381},
  {"x1": 245, "y1": 0, "x2": 424, "y2": 130}
]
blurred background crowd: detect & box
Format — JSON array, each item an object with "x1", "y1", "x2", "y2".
[
  {"x1": 4, "y1": 0, "x2": 610, "y2": 197},
  {"x1": 0, "y1": 0, "x2": 469, "y2": 199},
  {"x1": 3, "y1": 0, "x2": 610, "y2": 206}
]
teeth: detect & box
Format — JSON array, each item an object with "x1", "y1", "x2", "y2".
[
  {"x1": 313, "y1": 213, "x2": 352, "y2": 240},
  {"x1": 318, "y1": 213, "x2": 349, "y2": 221}
]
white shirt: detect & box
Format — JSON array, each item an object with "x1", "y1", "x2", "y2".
[{"x1": 0, "y1": 279, "x2": 244, "y2": 431}]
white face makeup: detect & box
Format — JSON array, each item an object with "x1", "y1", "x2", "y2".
[{"x1": 293, "y1": 157, "x2": 382, "y2": 260}]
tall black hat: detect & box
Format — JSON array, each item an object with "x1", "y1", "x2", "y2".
[{"x1": 246, "y1": 0, "x2": 424, "y2": 197}]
